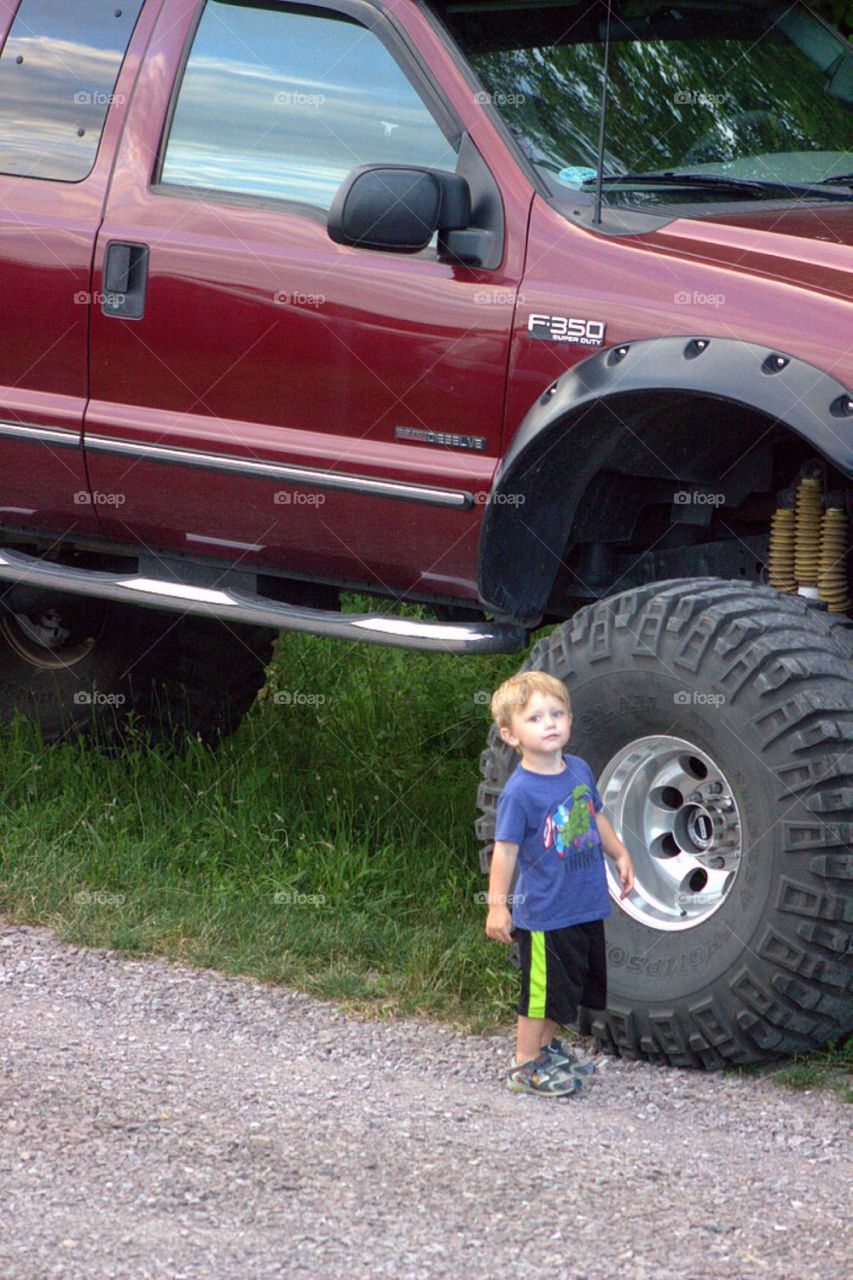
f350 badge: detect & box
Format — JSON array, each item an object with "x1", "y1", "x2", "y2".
[{"x1": 526, "y1": 313, "x2": 606, "y2": 346}]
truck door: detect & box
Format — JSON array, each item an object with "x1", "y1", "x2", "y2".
[
  {"x1": 0, "y1": 0, "x2": 152, "y2": 540},
  {"x1": 84, "y1": 0, "x2": 527, "y2": 603}
]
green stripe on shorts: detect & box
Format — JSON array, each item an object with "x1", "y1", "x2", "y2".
[{"x1": 528, "y1": 931, "x2": 546, "y2": 1018}]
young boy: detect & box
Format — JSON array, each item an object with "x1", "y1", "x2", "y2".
[{"x1": 486, "y1": 670, "x2": 634, "y2": 1097}]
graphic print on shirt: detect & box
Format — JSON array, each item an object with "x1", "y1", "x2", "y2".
[{"x1": 543, "y1": 783, "x2": 598, "y2": 860}]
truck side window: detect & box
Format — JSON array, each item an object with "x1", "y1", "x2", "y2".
[
  {"x1": 159, "y1": 0, "x2": 458, "y2": 211},
  {"x1": 0, "y1": 0, "x2": 144, "y2": 182}
]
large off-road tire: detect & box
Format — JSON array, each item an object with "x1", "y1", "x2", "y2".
[
  {"x1": 0, "y1": 588, "x2": 274, "y2": 746},
  {"x1": 476, "y1": 578, "x2": 853, "y2": 1068}
]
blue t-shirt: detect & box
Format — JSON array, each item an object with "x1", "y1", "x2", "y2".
[{"x1": 494, "y1": 753, "x2": 611, "y2": 931}]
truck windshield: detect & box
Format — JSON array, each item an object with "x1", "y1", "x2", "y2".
[{"x1": 436, "y1": 1, "x2": 853, "y2": 207}]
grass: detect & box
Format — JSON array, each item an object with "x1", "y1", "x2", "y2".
[
  {"x1": 0, "y1": 594, "x2": 849, "y2": 1097},
  {"x1": 0, "y1": 597, "x2": 521, "y2": 1032},
  {"x1": 765, "y1": 1040, "x2": 853, "y2": 1102}
]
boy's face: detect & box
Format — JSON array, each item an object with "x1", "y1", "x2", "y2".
[{"x1": 499, "y1": 689, "x2": 572, "y2": 759}]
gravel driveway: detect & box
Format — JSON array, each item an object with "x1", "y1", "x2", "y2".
[{"x1": 1, "y1": 916, "x2": 849, "y2": 1280}]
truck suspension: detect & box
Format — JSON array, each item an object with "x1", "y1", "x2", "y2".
[{"x1": 767, "y1": 473, "x2": 850, "y2": 612}]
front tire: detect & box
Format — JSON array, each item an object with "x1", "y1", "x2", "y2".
[{"x1": 476, "y1": 578, "x2": 853, "y2": 1068}]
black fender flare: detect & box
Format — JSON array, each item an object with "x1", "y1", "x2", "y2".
[{"x1": 478, "y1": 335, "x2": 853, "y2": 625}]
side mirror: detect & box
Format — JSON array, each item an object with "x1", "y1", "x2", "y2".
[{"x1": 328, "y1": 164, "x2": 470, "y2": 253}]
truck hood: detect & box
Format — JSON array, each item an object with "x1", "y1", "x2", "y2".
[{"x1": 640, "y1": 203, "x2": 853, "y2": 299}]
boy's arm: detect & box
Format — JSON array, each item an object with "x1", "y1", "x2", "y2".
[
  {"x1": 485, "y1": 840, "x2": 519, "y2": 944},
  {"x1": 595, "y1": 811, "x2": 635, "y2": 900}
]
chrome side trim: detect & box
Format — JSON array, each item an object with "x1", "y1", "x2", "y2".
[
  {"x1": 0, "y1": 420, "x2": 81, "y2": 447},
  {"x1": 84, "y1": 433, "x2": 474, "y2": 507},
  {"x1": 0, "y1": 546, "x2": 526, "y2": 654}
]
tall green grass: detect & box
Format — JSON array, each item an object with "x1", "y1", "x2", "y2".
[{"x1": 0, "y1": 599, "x2": 520, "y2": 1029}]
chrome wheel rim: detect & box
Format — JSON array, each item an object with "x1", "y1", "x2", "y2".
[
  {"x1": 598, "y1": 735, "x2": 742, "y2": 932},
  {"x1": 0, "y1": 601, "x2": 104, "y2": 669}
]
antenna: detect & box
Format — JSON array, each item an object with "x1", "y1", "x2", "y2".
[{"x1": 592, "y1": 0, "x2": 614, "y2": 226}]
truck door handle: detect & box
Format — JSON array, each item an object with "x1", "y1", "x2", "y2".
[{"x1": 102, "y1": 241, "x2": 149, "y2": 319}]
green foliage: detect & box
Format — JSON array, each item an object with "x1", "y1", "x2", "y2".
[
  {"x1": 0, "y1": 596, "x2": 521, "y2": 1030},
  {"x1": 770, "y1": 1039, "x2": 853, "y2": 1102},
  {"x1": 813, "y1": 0, "x2": 852, "y2": 39}
]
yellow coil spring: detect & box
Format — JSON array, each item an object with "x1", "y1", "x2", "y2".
[
  {"x1": 793, "y1": 476, "x2": 822, "y2": 586},
  {"x1": 767, "y1": 479, "x2": 850, "y2": 612},
  {"x1": 817, "y1": 507, "x2": 850, "y2": 613},
  {"x1": 767, "y1": 507, "x2": 796, "y2": 592}
]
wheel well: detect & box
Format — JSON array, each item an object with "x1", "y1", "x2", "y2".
[
  {"x1": 479, "y1": 335, "x2": 852, "y2": 624},
  {"x1": 543, "y1": 402, "x2": 852, "y2": 618}
]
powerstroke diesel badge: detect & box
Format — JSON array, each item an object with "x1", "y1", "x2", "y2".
[
  {"x1": 394, "y1": 426, "x2": 486, "y2": 451},
  {"x1": 526, "y1": 314, "x2": 606, "y2": 346}
]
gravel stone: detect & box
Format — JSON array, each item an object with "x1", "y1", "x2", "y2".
[{"x1": 1, "y1": 916, "x2": 850, "y2": 1279}]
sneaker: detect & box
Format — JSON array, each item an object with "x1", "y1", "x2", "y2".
[
  {"x1": 506, "y1": 1049, "x2": 582, "y2": 1097},
  {"x1": 543, "y1": 1037, "x2": 596, "y2": 1077}
]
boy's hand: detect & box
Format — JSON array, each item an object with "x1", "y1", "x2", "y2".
[
  {"x1": 486, "y1": 905, "x2": 513, "y2": 944},
  {"x1": 615, "y1": 851, "x2": 634, "y2": 900}
]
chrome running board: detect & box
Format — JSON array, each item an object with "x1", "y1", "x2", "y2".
[{"x1": 0, "y1": 546, "x2": 526, "y2": 654}]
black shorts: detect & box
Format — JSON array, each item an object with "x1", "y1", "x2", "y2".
[{"x1": 514, "y1": 918, "x2": 607, "y2": 1025}]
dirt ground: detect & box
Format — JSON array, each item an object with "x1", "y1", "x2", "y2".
[{"x1": 1, "y1": 916, "x2": 849, "y2": 1279}]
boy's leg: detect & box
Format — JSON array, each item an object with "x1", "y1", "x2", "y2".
[
  {"x1": 516, "y1": 1015, "x2": 558, "y2": 1065},
  {"x1": 540, "y1": 1018, "x2": 558, "y2": 1049},
  {"x1": 515, "y1": 929, "x2": 563, "y2": 1062},
  {"x1": 509, "y1": 933, "x2": 583, "y2": 1094}
]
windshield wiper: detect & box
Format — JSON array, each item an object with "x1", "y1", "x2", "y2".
[
  {"x1": 816, "y1": 172, "x2": 853, "y2": 187},
  {"x1": 581, "y1": 171, "x2": 852, "y2": 201}
]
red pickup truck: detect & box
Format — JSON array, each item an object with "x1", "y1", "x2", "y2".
[{"x1": 0, "y1": 0, "x2": 850, "y2": 1068}]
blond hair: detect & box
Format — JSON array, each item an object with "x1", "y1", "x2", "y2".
[{"x1": 490, "y1": 670, "x2": 571, "y2": 731}]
